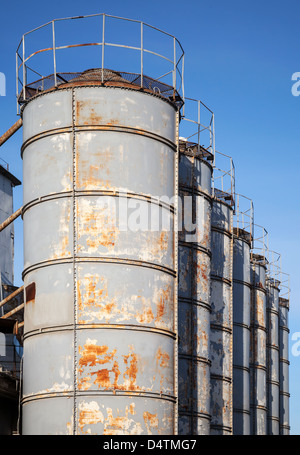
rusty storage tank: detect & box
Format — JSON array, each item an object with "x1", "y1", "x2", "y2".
[
  {"x1": 178, "y1": 140, "x2": 212, "y2": 435},
  {"x1": 210, "y1": 194, "x2": 233, "y2": 435},
  {"x1": 250, "y1": 254, "x2": 268, "y2": 435},
  {"x1": 279, "y1": 296, "x2": 290, "y2": 435},
  {"x1": 21, "y1": 71, "x2": 180, "y2": 435},
  {"x1": 266, "y1": 276, "x2": 280, "y2": 435},
  {"x1": 232, "y1": 228, "x2": 252, "y2": 435},
  {"x1": 18, "y1": 16, "x2": 184, "y2": 434}
]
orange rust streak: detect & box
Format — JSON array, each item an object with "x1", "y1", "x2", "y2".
[
  {"x1": 78, "y1": 344, "x2": 116, "y2": 369},
  {"x1": 155, "y1": 347, "x2": 170, "y2": 368},
  {"x1": 143, "y1": 411, "x2": 159, "y2": 434},
  {"x1": 156, "y1": 285, "x2": 171, "y2": 321},
  {"x1": 123, "y1": 350, "x2": 139, "y2": 390}
]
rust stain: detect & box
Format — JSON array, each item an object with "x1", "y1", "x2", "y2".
[
  {"x1": 52, "y1": 202, "x2": 71, "y2": 259},
  {"x1": 78, "y1": 276, "x2": 107, "y2": 309},
  {"x1": 135, "y1": 297, "x2": 154, "y2": 324},
  {"x1": 123, "y1": 346, "x2": 139, "y2": 390},
  {"x1": 78, "y1": 401, "x2": 104, "y2": 434},
  {"x1": 76, "y1": 140, "x2": 113, "y2": 191},
  {"x1": 155, "y1": 285, "x2": 171, "y2": 322},
  {"x1": 256, "y1": 292, "x2": 265, "y2": 326},
  {"x1": 77, "y1": 202, "x2": 119, "y2": 251},
  {"x1": 103, "y1": 404, "x2": 141, "y2": 435},
  {"x1": 143, "y1": 412, "x2": 159, "y2": 435},
  {"x1": 78, "y1": 341, "x2": 143, "y2": 392},
  {"x1": 78, "y1": 341, "x2": 118, "y2": 390},
  {"x1": 152, "y1": 231, "x2": 168, "y2": 260},
  {"x1": 155, "y1": 347, "x2": 170, "y2": 368},
  {"x1": 25, "y1": 282, "x2": 36, "y2": 304}
]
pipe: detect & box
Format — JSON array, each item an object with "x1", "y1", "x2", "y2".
[
  {"x1": 0, "y1": 285, "x2": 24, "y2": 310},
  {"x1": 0, "y1": 119, "x2": 23, "y2": 147},
  {"x1": 1, "y1": 303, "x2": 25, "y2": 319},
  {"x1": 0, "y1": 207, "x2": 22, "y2": 233}
]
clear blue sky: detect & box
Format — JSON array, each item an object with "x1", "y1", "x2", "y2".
[{"x1": 0, "y1": 0, "x2": 299, "y2": 434}]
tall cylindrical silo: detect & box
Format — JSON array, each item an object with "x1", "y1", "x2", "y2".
[
  {"x1": 21, "y1": 71, "x2": 180, "y2": 434},
  {"x1": 232, "y1": 228, "x2": 251, "y2": 435},
  {"x1": 250, "y1": 255, "x2": 267, "y2": 435},
  {"x1": 266, "y1": 280, "x2": 280, "y2": 435},
  {"x1": 178, "y1": 141, "x2": 212, "y2": 435},
  {"x1": 279, "y1": 297, "x2": 290, "y2": 435},
  {"x1": 210, "y1": 198, "x2": 233, "y2": 435}
]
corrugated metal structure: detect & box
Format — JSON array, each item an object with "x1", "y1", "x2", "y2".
[
  {"x1": 0, "y1": 164, "x2": 22, "y2": 435},
  {"x1": 177, "y1": 99, "x2": 214, "y2": 435},
  {"x1": 0, "y1": 164, "x2": 21, "y2": 286},
  {"x1": 232, "y1": 194, "x2": 253, "y2": 435},
  {"x1": 210, "y1": 152, "x2": 234, "y2": 435}
]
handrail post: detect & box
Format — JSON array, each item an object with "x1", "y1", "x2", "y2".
[
  {"x1": 52, "y1": 21, "x2": 57, "y2": 87},
  {"x1": 141, "y1": 22, "x2": 143, "y2": 88},
  {"x1": 102, "y1": 14, "x2": 105, "y2": 83}
]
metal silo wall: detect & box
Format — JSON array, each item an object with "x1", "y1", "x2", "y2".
[
  {"x1": 178, "y1": 152, "x2": 212, "y2": 435},
  {"x1": 279, "y1": 297, "x2": 290, "y2": 435},
  {"x1": 232, "y1": 233, "x2": 251, "y2": 435},
  {"x1": 21, "y1": 85, "x2": 178, "y2": 435},
  {"x1": 250, "y1": 259, "x2": 267, "y2": 435},
  {"x1": 210, "y1": 199, "x2": 233, "y2": 435},
  {"x1": 267, "y1": 283, "x2": 280, "y2": 435}
]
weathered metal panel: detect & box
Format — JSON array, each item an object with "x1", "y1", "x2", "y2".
[
  {"x1": 279, "y1": 298, "x2": 290, "y2": 435},
  {"x1": 250, "y1": 260, "x2": 267, "y2": 435},
  {"x1": 232, "y1": 235, "x2": 251, "y2": 435},
  {"x1": 22, "y1": 90, "x2": 73, "y2": 143},
  {"x1": 0, "y1": 333, "x2": 21, "y2": 374},
  {"x1": 21, "y1": 85, "x2": 178, "y2": 435},
  {"x1": 210, "y1": 199, "x2": 233, "y2": 435},
  {"x1": 0, "y1": 173, "x2": 14, "y2": 285},
  {"x1": 23, "y1": 134, "x2": 73, "y2": 205},
  {"x1": 75, "y1": 132, "x2": 175, "y2": 198},
  {"x1": 267, "y1": 283, "x2": 280, "y2": 435},
  {"x1": 178, "y1": 152, "x2": 212, "y2": 435}
]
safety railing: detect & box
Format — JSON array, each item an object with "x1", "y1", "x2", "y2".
[
  {"x1": 212, "y1": 150, "x2": 235, "y2": 207},
  {"x1": 267, "y1": 250, "x2": 281, "y2": 287},
  {"x1": 233, "y1": 193, "x2": 254, "y2": 247},
  {"x1": 280, "y1": 272, "x2": 290, "y2": 301},
  {"x1": 179, "y1": 97, "x2": 215, "y2": 162},
  {"x1": 16, "y1": 13, "x2": 185, "y2": 114},
  {"x1": 251, "y1": 223, "x2": 269, "y2": 266}
]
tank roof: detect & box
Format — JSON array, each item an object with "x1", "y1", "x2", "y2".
[
  {"x1": 0, "y1": 165, "x2": 21, "y2": 187},
  {"x1": 19, "y1": 69, "x2": 184, "y2": 110},
  {"x1": 179, "y1": 139, "x2": 214, "y2": 162}
]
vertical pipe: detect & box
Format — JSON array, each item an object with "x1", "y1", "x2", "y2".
[
  {"x1": 16, "y1": 52, "x2": 19, "y2": 115},
  {"x1": 140, "y1": 22, "x2": 143, "y2": 89},
  {"x1": 22, "y1": 36, "x2": 26, "y2": 102},
  {"x1": 182, "y1": 54, "x2": 185, "y2": 116},
  {"x1": 52, "y1": 21, "x2": 57, "y2": 87},
  {"x1": 173, "y1": 37, "x2": 176, "y2": 98},
  {"x1": 279, "y1": 297, "x2": 290, "y2": 435},
  {"x1": 101, "y1": 14, "x2": 105, "y2": 82}
]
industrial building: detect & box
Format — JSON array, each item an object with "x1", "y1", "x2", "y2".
[{"x1": 0, "y1": 14, "x2": 290, "y2": 435}]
